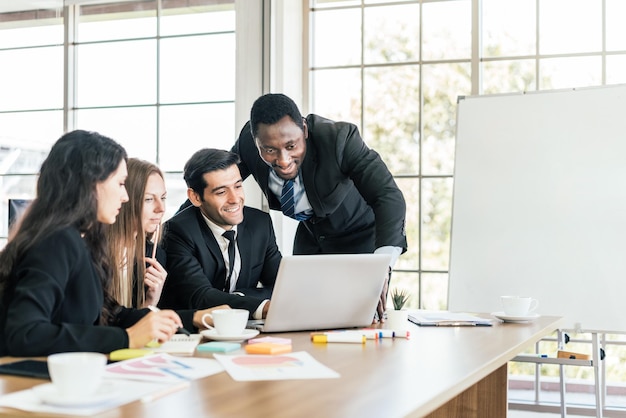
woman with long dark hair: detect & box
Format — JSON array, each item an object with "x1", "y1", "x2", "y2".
[{"x1": 0, "y1": 130, "x2": 182, "y2": 356}]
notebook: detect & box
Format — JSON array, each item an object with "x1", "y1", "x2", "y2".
[
  {"x1": 248, "y1": 253, "x2": 391, "y2": 333},
  {"x1": 146, "y1": 334, "x2": 203, "y2": 354}
]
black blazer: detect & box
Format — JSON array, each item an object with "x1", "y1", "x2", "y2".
[
  {"x1": 160, "y1": 205, "x2": 281, "y2": 314},
  {"x1": 232, "y1": 114, "x2": 408, "y2": 255},
  {"x1": 0, "y1": 227, "x2": 145, "y2": 356}
]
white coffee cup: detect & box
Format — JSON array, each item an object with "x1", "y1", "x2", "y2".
[
  {"x1": 47, "y1": 352, "x2": 107, "y2": 398},
  {"x1": 202, "y1": 309, "x2": 248, "y2": 335},
  {"x1": 501, "y1": 296, "x2": 539, "y2": 316}
]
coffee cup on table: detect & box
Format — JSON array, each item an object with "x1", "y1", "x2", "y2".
[
  {"x1": 202, "y1": 308, "x2": 248, "y2": 335},
  {"x1": 501, "y1": 296, "x2": 539, "y2": 316},
  {"x1": 47, "y1": 352, "x2": 107, "y2": 398}
]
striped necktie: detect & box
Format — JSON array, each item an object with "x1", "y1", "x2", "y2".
[
  {"x1": 280, "y1": 179, "x2": 297, "y2": 218},
  {"x1": 280, "y1": 179, "x2": 311, "y2": 221}
]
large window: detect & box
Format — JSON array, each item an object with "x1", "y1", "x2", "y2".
[
  {"x1": 308, "y1": 0, "x2": 626, "y2": 309},
  {"x1": 0, "y1": 0, "x2": 236, "y2": 244},
  {"x1": 307, "y1": 0, "x2": 626, "y2": 413}
]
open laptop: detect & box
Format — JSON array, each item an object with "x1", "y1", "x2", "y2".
[{"x1": 248, "y1": 253, "x2": 391, "y2": 333}]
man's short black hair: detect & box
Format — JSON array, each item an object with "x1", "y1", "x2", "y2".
[
  {"x1": 183, "y1": 148, "x2": 241, "y2": 197},
  {"x1": 250, "y1": 93, "x2": 305, "y2": 138}
]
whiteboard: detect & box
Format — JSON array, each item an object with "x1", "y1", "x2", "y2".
[{"x1": 447, "y1": 84, "x2": 626, "y2": 332}]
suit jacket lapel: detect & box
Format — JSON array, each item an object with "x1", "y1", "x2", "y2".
[
  {"x1": 301, "y1": 135, "x2": 322, "y2": 215},
  {"x1": 236, "y1": 216, "x2": 248, "y2": 280},
  {"x1": 254, "y1": 159, "x2": 282, "y2": 210},
  {"x1": 195, "y1": 208, "x2": 227, "y2": 290}
]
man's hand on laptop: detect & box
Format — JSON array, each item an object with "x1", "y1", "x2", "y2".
[
  {"x1": 262, "y1": 301, "x2": 271, "y2": 319},
  {"x1": 375, "y1": 269, "x2": 391, "y2": 323}
]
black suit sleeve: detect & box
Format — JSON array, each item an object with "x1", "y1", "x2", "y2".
[
  {"x1": 232, "y1": 122, "x2": 253, "y2": 181},
  {"x1": 0, "y1": 228, "x2": 130, "y2": 356},
  {"x1": 337, "y1": 122, "x2": 407, "y2": 252}
]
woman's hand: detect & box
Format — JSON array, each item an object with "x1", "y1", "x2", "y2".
[
  {"x1": 193, "y1": 305, "x2": 231, "y2": 330},
  {"x1": 143, "y1": 257, "x2": 167, "y2": 307},
  {"x1": 126, "y1": 309, "x2": 182, "y2": 349}
]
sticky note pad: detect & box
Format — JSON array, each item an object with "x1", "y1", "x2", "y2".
[
  {"x1": 247, "y1": 336, "x2": 292, "y2": 345},
  {"x1": 244, "y1": 342, "x2": 292, "y2": 355},
  {"x1": 197, "y1": 342, "x2": 241, "y2": 353},
  {"x1": 110, "y1": 348, "x2": 154, "y2": 361}
]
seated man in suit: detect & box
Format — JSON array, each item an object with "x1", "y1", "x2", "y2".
[{"x1": 160, "y1": 149, "x2": 281, "y2": 319}]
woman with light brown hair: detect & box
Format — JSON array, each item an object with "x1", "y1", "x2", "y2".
[
  {"x1": 106, "y1": 158, "x2": 227, "y2": 331},
  {"x1": 107, "y1": 158, "x2": 168, "y2": 308}
]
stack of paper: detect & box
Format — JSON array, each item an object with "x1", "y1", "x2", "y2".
[{"x1": 408, "y1": 310, "x2": 494, "y2": 326}]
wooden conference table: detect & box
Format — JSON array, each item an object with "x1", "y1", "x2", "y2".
[{"x1": 0, "y1": 314, "x2": 562, "y2": 418}]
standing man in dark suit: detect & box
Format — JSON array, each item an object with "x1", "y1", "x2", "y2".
[
  {"x1": 160, "y1": 149, "x2": 281, "y2": 319},
  {"x1": 231, "y1": 93, "x2": 407, "y2": 320}
]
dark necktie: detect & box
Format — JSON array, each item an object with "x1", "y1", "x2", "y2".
[
  {"x1": 222, "y1": 230, "x2": 236, "y2": 292},
  {"x1": 280, "y1": 179, "x2": 310, "y2": 221},
  {"x1": 280, "y1": 179, "x2": 296, "y2": 218}
]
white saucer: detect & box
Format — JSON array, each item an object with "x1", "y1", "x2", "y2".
[
  {"x1": 32, "y1": 381, "x2": 119, "y2": 407},
  {"x1": 492, "y1": 311, "x2": 540, "y2": 323},
  {"x1": 200, "y1": 328, "x2": 259, "y2": 341}
]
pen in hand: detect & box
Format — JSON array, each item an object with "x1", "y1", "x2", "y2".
[{"x1": 147, "y1": 305, "x2": 192, "y2": 336}]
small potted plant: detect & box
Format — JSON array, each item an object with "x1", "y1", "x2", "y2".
[
  {"x1": 386, "y1": 288, "x2": 410, "y2": 330},
  {"x1": 391, "y1": 288, "x2": 410, "y2": 311}
]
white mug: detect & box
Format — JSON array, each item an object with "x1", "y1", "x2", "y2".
[
  {"x1": 202, "y1": 309, "x2": 248, "y2": 335},
  {"x1": 501, "y1": 296, "x2": 539, "y2": 316},
  {"x1": 47, "y1": 352, "x2": 107, "y2": 398}
]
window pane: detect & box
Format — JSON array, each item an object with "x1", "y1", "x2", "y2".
[
  {"x1": 78, "y1": 1, "x2": 156, "y2": 42},
  {"x1": 422, "y1": 0, "x2": 471, "y2": 61},
  {"x1": 422, "y1": 63, "x2": 470, "y2": 176},
  {"x1": 0, "y1": 145, "x2": 48, "y2": 175},
  {"x1": 539, "y1": 56, "x2": 602, "y2": 90},
  {"x1": 364, "y1": 4, "x2": 419, "y2": 65},
  {"x1": 482, "y1": 0, "x2": 535, "y2": 57},
  {"x1": 0, "y1": 111, "x2": 62, "y2": 157},
  {"x1": 363, "y1": 65, "x2": 419, "y2": 175},
  {"x1": 163, "y1": 172, "x2": 187, "y2": 222},
  {"x1": 161, "y1": 0, "x2": 234, "y2": 36},
  {"x1": 421, "y1": 178, "x2": 453, "y2": 272},
  {"x1": 606, "y1": 0, "x2": 626, "y2": 51},
  {"x1": 0, "y1": 46, "x2": 63, "y2": 111},
  {"x1": 539, "y1": 0, "x2": 602, "y2": 54},
  {"x1": 482, "y1": 59, "x2": 537, "y2": 94},
  {"x1": 388, "y1": 271, "x2": 420, "y2": 310},
  {"x1": 0, "y1": 175, "x2": 38, "y2": 238},
  {"x1": 606, "y1": 55, "x2": 626, "y2": 85},
  {"x1": 160, "y1": 34, "x2": 235, "y2": 103},
  {"x1": 76, "y1": 40, "x2": 157, "y2": 107},
  {"x1": 311, "y1": 8, "x2": 361, "y2": 67},
  {"x1": 311, "y1": 68, "x2": 361, "y2": 124},
  {"x1": 395, "y1": 178, "x2": 419, "y2": 271},
  {"x1": 75, "y1": 107, "x2": 157, "y2": 162},
  {"x1": 159, "y1": 103, "x2": 235, "y2": 172},
  {"x1": 365, "y1": 0, "x2": 414, "y2": 4},
  {"x1": 421, "y1": 272, "x2": 448, "y2": 310},
  {"x1": 311, "y1": 0, "x2": 360, "y2": 8},
  {"x1": 0, "y1": 10, "x2": 63, "y2": 48}
]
